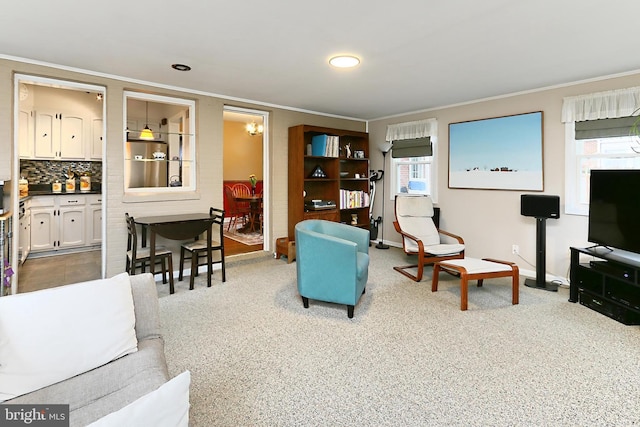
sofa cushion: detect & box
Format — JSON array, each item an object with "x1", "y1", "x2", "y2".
[
  {"x1": 0, "y1": 273, "x2": 138, "y2": 402},
  {"x1": 88, "y1": 370, "x2": 190, "y2": 427},
  {"x1": 6, "y1": 338, "x2": 170, "y2": 427}
]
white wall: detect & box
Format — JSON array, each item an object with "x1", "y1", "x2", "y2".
[{"x1": 369, "y1": 72, "x2": 640, "y2": 281}]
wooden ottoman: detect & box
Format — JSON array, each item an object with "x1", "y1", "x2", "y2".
[
  {"x1": 432, "y1": 258, "x2": 519, "y2": 311},
  {"x1": 275, "y1": 237, "x2": 296, "y2": 263}
]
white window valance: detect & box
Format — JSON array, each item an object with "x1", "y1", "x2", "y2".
[
  {"x1": 561, "y1": 86, "x2": 640, "y2": 123},
  {"x1": 385, "y1": 118, "x2": 437, "y2": 141}
]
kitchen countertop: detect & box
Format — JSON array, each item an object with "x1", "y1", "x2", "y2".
[
  {"x1": 26, "y1": 190, "x2": 102, "y2": 196},
  {"x1": 21, "y1": 183, "x2": 102, "y2": 200}
]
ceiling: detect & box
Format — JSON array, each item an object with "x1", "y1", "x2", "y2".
[{"x1": 2, "y1": 1, "x2": 640, "y2": 120}]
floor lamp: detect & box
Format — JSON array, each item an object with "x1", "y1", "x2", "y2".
[{"x1": 376, "y1": 142, "x2": 393, "y2": 249}]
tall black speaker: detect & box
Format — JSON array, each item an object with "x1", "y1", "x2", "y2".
[
  {"x1": 521, "y1": 194, "x2": 560, "y2": 219},
  {"x1": 521, "y1": 194, "x2": 560, "y2": 292}
]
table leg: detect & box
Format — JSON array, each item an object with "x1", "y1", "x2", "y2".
[{"x1": 207, "y1": 224, "x2": 212, "y2": 288}]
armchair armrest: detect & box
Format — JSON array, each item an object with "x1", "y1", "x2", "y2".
[
  {"x1": 393, "y1": 220, "x2": 425, "y2": 254},
  {"x1": 438, "y1": 228, "x2": 465, "y2": 244}
]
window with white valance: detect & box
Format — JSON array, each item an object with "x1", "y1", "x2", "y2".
[
  {"x1": 385, "y1": 118, "x2": 438, "y2": 202},
  {"x1": 563, "y1": 86, "x2": 640, "y2": 216},
  {"x1": 562, "y1": 86, "x2": 640, "y2": 123}
]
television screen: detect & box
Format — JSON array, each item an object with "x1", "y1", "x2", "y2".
[{"x1": 588, "y1": 169, "x2": 640, "y2": 253}]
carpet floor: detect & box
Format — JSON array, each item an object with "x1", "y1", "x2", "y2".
[{"x1": 157, "y1": 247, "x2": 640, "y2": 426}]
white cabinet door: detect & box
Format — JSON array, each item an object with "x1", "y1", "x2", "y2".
[
  {"x1": 59, "y1": 114, "x2": 85, "y2": 159},
  {"x1": 18, "y1": 109, "x2": 33, "y2": 159},
  {"x1": 18, "y1": 215, "x2": 25, "y2": 263},
  {"x1": 31, "y1": 209, "x2": 56, "y2": 252},
  {"x1": 24, "y1": 208, "x2": 31, "y2": 260},
  {"x1": 33, "y1": 111, "x2": 85, "y2": 159},
  {"x1": 91, "y1": 118, "x2": 103, "y2": 159},
  {"x1": 86, "y1": 195, "x2": 102, "y2": 245},
  {"x1": 59, "y1": 207, "x2": 86, "y2": 248},
  {"x1": 34, "y1": 111, "x2": 58, "y2": 159},
  {"x1": 90, "y1": 206, "x2": 102, "y2": 244}
]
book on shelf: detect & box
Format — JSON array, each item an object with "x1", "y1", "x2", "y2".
[
  {"x1": 339, "y1": 189, "x2": 370, "y2": 209},
  {"x1": 311, "y1": 134, "x2": 339, "y2": 157}
]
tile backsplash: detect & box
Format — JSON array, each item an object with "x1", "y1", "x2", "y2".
[{"x1": 20, "y1": 160, "x2": 102, "y2": 184}]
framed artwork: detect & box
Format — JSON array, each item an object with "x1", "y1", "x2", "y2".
[{"x1": 448, "y1": 111, "x2": 544, "y2": 191}]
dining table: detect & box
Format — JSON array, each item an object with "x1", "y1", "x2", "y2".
[
  {"x1": 234, "y1": 194, "x2": 263, "y2": 233},
  {"x1": 135, "y1": 213, "x2": 215, "y2": 289}
]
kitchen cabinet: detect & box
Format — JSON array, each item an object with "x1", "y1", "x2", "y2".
[
  {"x1": 30, "y1": 199, "x2": 55, "y2": 252},
  {"x1": 87, "y1": 194, "x2": 102, "y2": 245},
  {"x1": 18, "y1": 199, "x2": 31, "y2": 263},
  {"x1": 91, "y1": 118, "x2": 103, "y2": 159},
  {"x1": 34, "y1": 110, "x2": 85, "y2": 159},
  {"x1": 30, "y1": 196, "x2": 87, "y2": 253},
  {"x1": 18, "y1": 109, "x2": 33, "y2": 159}
]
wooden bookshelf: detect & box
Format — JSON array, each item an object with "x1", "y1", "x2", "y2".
[{"x1": 288, "y1": 124, "x2": 370, "y2": 240}]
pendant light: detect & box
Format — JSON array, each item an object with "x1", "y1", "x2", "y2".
[{"x1": 139, "y1": 101, "x2": 155, "y2": 140}]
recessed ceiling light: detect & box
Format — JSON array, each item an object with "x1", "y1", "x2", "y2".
[
  {"x1": 171, "y1": 63, "x2": 191, "y2": 71},
  {"x1": 329, "y1": 55, "x2": 360, "y2": 68}
]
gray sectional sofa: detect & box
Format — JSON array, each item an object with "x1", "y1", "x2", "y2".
[{"x1": 2, "y1": 273, "x2": 180, "y2": 426}]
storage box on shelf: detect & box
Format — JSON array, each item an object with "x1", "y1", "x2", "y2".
[
  {"x1": 569, "y1": 246, "x2": 640, "y2": 325},
  {"x1": 288, "y1": 125, "x2": 369, "y2": 240}
]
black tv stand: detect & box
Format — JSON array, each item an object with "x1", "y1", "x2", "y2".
[
  {"x1": 524, "y1": 217, "x2": 558, "y2": 292},
  {"x1": 569, "y1": 247, "x2": 640, "y2": 325}
]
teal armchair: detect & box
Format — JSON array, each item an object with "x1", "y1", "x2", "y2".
[{"x1": 295, "y1": 220, "x2": 369, "y2": 318}]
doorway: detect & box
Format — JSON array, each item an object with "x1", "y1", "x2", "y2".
[
  {"x1": 13, "y1": 75, "x2": 106, "y2": 293},
  {"x1": 222, "y1": 107, "x2": 269, "y2": 256}
]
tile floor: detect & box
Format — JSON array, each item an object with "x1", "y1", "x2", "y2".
[{"x1": 18, "y1": 250, "x2": 102, "y2": 293}]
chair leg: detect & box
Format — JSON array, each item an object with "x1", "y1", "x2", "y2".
[
  {"x1": 432, "y1": 264, "x2": 441, "y2": 292},
  {"x1": 394, "y1": 264, "x2": 422, "y2": 282},
  {"x1": 221, "y1": 249, "x2": 226, "y2": 282},
  {"x1": 161, "y1": 257, "x2": 168, "y2": 284},
  {"x1": 460, "y1": 272, "x2": 469, "y2": 311},
  {"x1": 302, "y1": 296, "x2": 309, "y2": 308},
  {"x1": 179, "y1": 247, "x2": 185, "y2": 281},
  {"x1": 347, "y1": 305, "x2": 354, "y2": 319},
  {"x1": 167, "y1": 255, "x2": 175, "y2": 294},
  {"x1": 189, "y1": 251, "x2": 197, "y2": 290}
]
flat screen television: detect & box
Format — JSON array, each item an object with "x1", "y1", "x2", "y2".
[{"x1": 588, "y1": 169, "x2": 640, "y2": 253}]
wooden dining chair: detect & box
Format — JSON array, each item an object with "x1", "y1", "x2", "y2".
[
  {"x1": 125, "y1": 213, "x2": 175, "y2": 293},
  {"x1": 178, "y1": 207, "x2": 226, "y2": 290},
  {"x1": 232, "y1": 182, "x2": 252, "y2": 213},
  {"x1": 224, "y1": 186, "x2": 249, "y2": 231}
]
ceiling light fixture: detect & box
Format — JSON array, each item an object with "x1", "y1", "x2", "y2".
[
  {"x1": 246, "y1": 122, "x2": 264, "y2": 136},
  {"x1": 96, "y1": 93, "x2": 103, "y2": 101},
  {"x1": 171, "y1": 63, "x2": 191, "y2": 71},
  {"x1": 329, "y1": 55, "x2": 360, "y2": 68},
  {"x1": 139, "y1": 102, "x2": 155, "y2": 140}
]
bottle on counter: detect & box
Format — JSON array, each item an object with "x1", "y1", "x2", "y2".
[
  {"x1": 19, "y1": 178, "x2": 28, "y2": 197},
  {"x1": 80, "y1": 174, "x2": 91, "y2": 193},
  {"x1": 65, "y1": 178, "x2": 75, "y2": 193},
  {"x1": 66, "y1": 169, "x2": 76, "y2": 193},
  {"x1": 52, "y1": 180, "x2": 62, "y2": 194}
]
